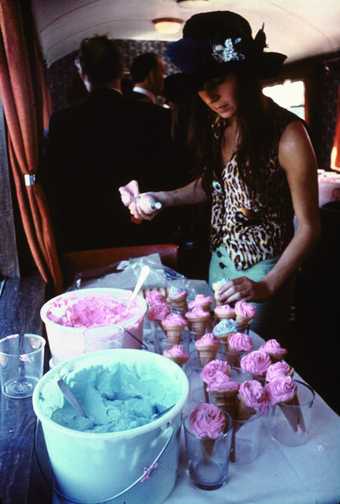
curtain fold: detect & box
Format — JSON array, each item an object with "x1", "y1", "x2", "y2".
[
  {"x1": 333, "y1": 85, "x2": 340, "y2": 168},
  {"x1": 0, "y1": 0, "x2": 63, "y2": 291}
]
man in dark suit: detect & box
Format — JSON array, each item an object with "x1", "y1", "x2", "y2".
[
  {"x1": 41, "y1": 36, "x2": 179, "y2": 253},
  {"x1": 129, "y1": 52, "x2": 165, "y2": 105}
]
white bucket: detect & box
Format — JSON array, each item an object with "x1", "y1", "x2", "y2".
[
  {"x1": 40, "y1": 288, "x2": 147, "y2": 365},
  {"x1": 33, "y1": 349, "x2": 189, "y2": 504}
]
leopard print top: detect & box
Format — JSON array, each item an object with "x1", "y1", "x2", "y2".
[{"x1": 210, "y1": 102, "x2": 299, "y2": 271}]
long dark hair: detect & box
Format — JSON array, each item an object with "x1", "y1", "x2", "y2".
[{"x1": 188, "y1": 65, "x2": 273, "y2": 196}]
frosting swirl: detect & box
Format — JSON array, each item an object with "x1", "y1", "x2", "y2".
[
  {"x1": 239, "y1": 380, "x2": 270, "y2": 414},
  {"x1": 214, "y1": 304, "x2": 235, "y2": 319},
  {"x1": 234, "y1": 300, "x2": 256, "y2": 320},
  {"x1": 148, "y1": 302, "x2": 170, "y2": 321},
  {"x1": 261, "y1": 339, "x2": 287, "y2": 360},
  {"x1": 266, "y1": 361, "x2": 292, "y2": 382},
  {"x1": 228, "y1": 332, "x2": 253, "y2": 352},
  {"x1": 201, "y1": 359, "x2": 231, "y2": 384},
  {"x1": 189, "y1": 403, "x2": 226, "y2": 439},
  {"x1": 162, "y1": 313, "x2": 187, "y2": 329},
  {"x1": 195, "y1": 333, "x2": 219, "y2": 350},
  {"x1": 266, "y1": 376, "x2": 297, "y2": 405},
  {"x1": 212, "y1": 319, "x2": 237, "y2": 337},
  {"x1": 206, "y1": 371, "x2": 240, "y2": 393},
  {"x1": 240, "y1": 350, "x2": 271, "y2": 376},
  {"x1": 188, "y1": 294, "x2": 213, "y2": 311}
]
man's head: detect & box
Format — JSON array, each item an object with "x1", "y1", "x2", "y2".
[
  {"x1": 75, "y1": 35, "x2": 124, "y2": 91},
  {"x1": 130, "y1": 52, "x2": 165, "y2": 96}
]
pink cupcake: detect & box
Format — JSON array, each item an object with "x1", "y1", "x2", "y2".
[
  {"x1": 188, "y1": 293, "x2": 213, "y2": 312},
  {"x1": 240, "y1": 350, "x2": 271, "y2": 380},
  {"x1": 185, "y1": 307, "x2": 211, "y2": 339},
  {"x1": 214, "y1": 303, "x2": 235, "y2": 320},
  {"x1": 234, "y1": 301, "x2": 256, "y2": 330},
  {"x1": 260, "y1": 339, "x2": 288, "y2": 362}
]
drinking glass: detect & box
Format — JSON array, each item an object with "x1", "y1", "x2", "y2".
[
  {"x1": 184, "y1": 413, "x2": 233, "y2": 490},
  {"x1": 0, "y1": 334, "x2": 45, "y2": 398}
]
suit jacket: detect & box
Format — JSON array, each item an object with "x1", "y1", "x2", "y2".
[{"x1": 40, "y1": 88, "x2": 179, "y2": 253}]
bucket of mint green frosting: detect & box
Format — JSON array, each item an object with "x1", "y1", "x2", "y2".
[
  {"x1": 40, "y1": 288, "x2": 147, "y2": 365},
  {"x1": 33, "y1": 349, "x2": 189, "y2": 504}
]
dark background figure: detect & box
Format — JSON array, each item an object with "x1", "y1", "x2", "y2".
[
  {"x1": 129, "y1": 52, "x2": 165, "y2": 104},
  {"x1": 39, "y1": 36, "x2": 183, "y2": 255}
]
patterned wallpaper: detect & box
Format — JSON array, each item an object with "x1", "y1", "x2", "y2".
[{"x1": 47, "y1": 39, "x2": 177, "y2": 112}]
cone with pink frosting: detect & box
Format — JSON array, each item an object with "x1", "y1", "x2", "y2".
[
  {"x1": 227, "y1": 332, "x2": 253, "y2": 367},
  {"x1": 163, "y1": 344, "x2": 189, "y2": 367},
  {"x1": 189, "y1": 403, "x2": 227, "y2": 457},
  {"x1": 214, "y1": 303, "x2": 235, "y2": 321},
  {"x1": 234, "y1": 300, "x2": 256, "y2": 331},
  {"x1": 206, "y1": 371, "x2": 240, "y2": 420},
  {"x1": 260, "y1": 339, "x2": 288, "y2": 363},
  {"x1": 188, "y1": 293, "x2": 213, "y2": 313},
  {"x1": 185, "y1": 307, "x2": 211, "y2": 340},
  {"x1": 240, "y1": 350, "x2": 272, "y2": 382},
  {"x1": 161, "y1": 313, "x2": 187, "y2": 344},
  {"x1": 195, "y1": 333, "x2": 220, "y2": 366},
  {"x1": 266, "y1": 376, "x2": 305, "y2": 432}
]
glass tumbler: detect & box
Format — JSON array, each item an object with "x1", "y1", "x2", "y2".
[
  {"x1": 268, "y1": 379, "x2": 315, "y2": 446},
  {"x1": 0, "y1": 334, "x2": 45, "y2": 398},
  {"x1": 183, "y1": 413, "x2": 233, "y2": 490}
]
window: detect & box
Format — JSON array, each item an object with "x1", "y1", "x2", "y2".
[{"x1": 263, "y1": 80, "x2": 305, "y2": 120}]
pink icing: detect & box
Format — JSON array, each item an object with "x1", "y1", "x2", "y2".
[
  {"x1": 47, "y1": 294, "x2": 139, "y2": 328},
  {"x1": 201, "y1": 359, "x2": 231, "y2": 384},
  {"x1": 145, "y1": 289, "x2": 167, "y2": 305},
  {"x1": 206, "y1": 371, "x2": 240, "y2": 393},
  {"x1": 188, "y1": 294, "x2": 213, "y2": 311},
  {"x1": 195, "y1": 333, "x2": 219, "y2": 350},
  {"x1": 185, "y1": 307, "x2": 210, "y2": 321},
  {"x1": 189, "y1": 403, "x2": 226, "y2": 439},
  {"x1": 240, "y1": 350, "x2": 271, "y2": 376},
  {"x1": 163, "y1": 344, "x2": 189, "y2": 362},
  {"x1": 266, "y1": 376, "x2": 297, "y2": 405},
  {"x1": 214, "y1": 304, "x2": 235, "y2": 318},
  {"x1": 266, "y1": 361, "x2": 292, "y2": 382},
  {"x1": 261, "y1": 339, "x2": 287, "y2": 359},
  {"x1": 148, "y1": 302, "x2": 170, "y2": 321},
  {"x1": 162, "y1": 313, "x2": 187, "y2": 329},
  {"x1": 234, "y1": 301, "x2": 256, "y2": 320},
  {"x1": 239, "y1": 380, "x2": 270, "y2": 414},
  {"x1": 228, "y1": 332, "x2": 253, "y2": 352}
]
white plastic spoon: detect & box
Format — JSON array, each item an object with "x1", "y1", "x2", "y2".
[{"x1": 127, "y1": 265, "x2": 150, "y2": 308}]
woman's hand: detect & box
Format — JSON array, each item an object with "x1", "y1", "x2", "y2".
[
  {"x1": 217, "y1": 277, "x2": 273, "y2": 304},
  {"x1": 118, "y1": 180, "x2": 165, "y2": 222}
]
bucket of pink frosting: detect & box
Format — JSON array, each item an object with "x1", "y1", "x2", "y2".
[
  {"x1": 33, "y1": 348, "x2": 189, "y2": 504},
  {"x1": 40, "y1": 288, "x2": 147, "y2": 365}
]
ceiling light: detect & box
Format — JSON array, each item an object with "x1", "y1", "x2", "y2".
[
  {"x1": 177, "y1": 0, "x2": 210, "y2": 6},
  {"x1": 152, "y1": 17, "x2": 184, "y2": 35}
]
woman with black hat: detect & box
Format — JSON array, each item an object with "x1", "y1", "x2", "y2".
[{"x1": 121, "y1": 11, "x2": 320, "y2": 343}]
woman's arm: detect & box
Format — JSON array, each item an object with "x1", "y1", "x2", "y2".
[
  {"x1": 219, "y1": 121, "x2": 321, "y2": 303},
  {"x1": 128, "y1": 177, "x2": 208, "y2": 220}
]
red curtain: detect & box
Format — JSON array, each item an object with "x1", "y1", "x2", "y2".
[
  {"x1": 0, "y1": 0, "x2": 63, "y2": 291},
  {"x1": 333, "y1": 85, "x2": 340, "y2": 168}
]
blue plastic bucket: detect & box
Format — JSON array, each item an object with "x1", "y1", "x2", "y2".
[{"x1": 33, "y1": 349, "x2": 189, "y2": 504}]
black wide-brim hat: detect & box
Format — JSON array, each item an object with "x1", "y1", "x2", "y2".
[{"x1": 166, "y1": 11, "x2": 286, "y2": 91}]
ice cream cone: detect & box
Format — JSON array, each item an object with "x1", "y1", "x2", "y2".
[
  {"x1": 212, "y1": 389, "x2": 239, "y2": 420},
  {"x1": 190, "y1": 319, "x2": 209, "y2": 339},
  {"x1": 201, "y1": 437, "x2": 215, "y2": 457},
  {"x1": 169, "y1": 299, "x2": 188, "y2": 315},
  {"x1": 164, "y1": 328, "x2": 182, "y2": 345},
  {"x1": 226, "y1": 350, "x2": 241, "y2": 367},
  {"x1": 198, "y1": 348, "x2": 219, "y2": 366}
]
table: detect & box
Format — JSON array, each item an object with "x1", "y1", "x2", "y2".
[{"x1": 1, "y1": 275, "x2": 340, "y2": 504}]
